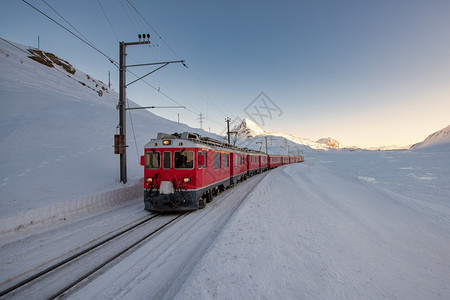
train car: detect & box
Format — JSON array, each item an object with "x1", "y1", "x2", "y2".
[
  {"x1": 141, "y1": 132, "x2": 305, "y2": 213},
  {"x1": 259, "y1": 154, "x2": 268, "y2": 172},
  {"x1": 247, "y1": 152, "x2": 260, "y2": 176},
  {"x1": 268, "y1": 155, "x2": 283, "y2": 169},
  {"x1": 140, "y1": 132, "x2": 236, "y2": 213},
  {"x1": 230, "y1": 150, "x2": 248, "y2": 185}
]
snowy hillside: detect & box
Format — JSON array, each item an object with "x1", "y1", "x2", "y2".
[
  {"x1": 232, "y1": 118, "x2": 343, "y2": 151},
  {"x1": 0, "y1": 38, "x2": 214, "y2": 229},
  {"x1": 412, "y1": 124, "x2": 450, "y2": 150}
]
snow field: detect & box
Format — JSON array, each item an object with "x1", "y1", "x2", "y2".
[{"x1": 176, "y1": 163, "x2": 450, "y2": 299}]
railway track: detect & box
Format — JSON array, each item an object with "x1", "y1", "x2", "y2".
[
  {"x1": 1, "y1": 171, "x2": 269, "y2": 299},
  {"x1": 0, "y1": 213, "x2": 184, "y2": 299},
  {"x1": 69, "y1": 171, "x2": 270, "y2": 299}
]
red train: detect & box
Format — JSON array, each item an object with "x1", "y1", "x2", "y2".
[{"x1": 140, "y1": 132, "x2": 304, "y2": 213}]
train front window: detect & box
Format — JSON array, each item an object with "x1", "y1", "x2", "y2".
[
  {"x1": 145, "y1": 152, "x2": 160, "y2": 169},
  {"x1": 174, "y1": 151, "x2": 194, "y2": 169},
  {"x1": 163, "y1": 152, "x2": 171, "y2": 169}
]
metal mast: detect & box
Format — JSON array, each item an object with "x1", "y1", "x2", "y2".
[{"x1": 114, "y1": 35, "x2": 186, "y2": 184}]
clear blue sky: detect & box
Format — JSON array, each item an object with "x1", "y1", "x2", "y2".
[{"x1": 1, "y1": 0, "x2": 449, "y2": 147}]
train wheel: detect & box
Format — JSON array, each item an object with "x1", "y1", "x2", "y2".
[
  {"x1": 198, "y1": 198, "x2": 206, "y2": 209},
  {"x1": 206, "y1": 190, "x2": 213, "y2": 203}
]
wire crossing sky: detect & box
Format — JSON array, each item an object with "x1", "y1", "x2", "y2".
[{"x1": 1, "y1": 0, "x2": 449, "y2": 147}]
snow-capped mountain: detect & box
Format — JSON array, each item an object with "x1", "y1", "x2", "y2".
[
  {"x1": 233, "y1": 118, "x2": 267, "y2": 138},
  {"x1": 232, "y1": 118, "x2": 343, "y2": 150},
  {"x1": 316, "y1": 137, "x2": 344, "y2": 149},
  {"x1": 411, "y1": 124, "x2": 450, "y2": 149}
]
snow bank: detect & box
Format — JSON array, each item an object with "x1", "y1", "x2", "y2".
[{"x1": 0, "y1": 179, "x2": 142, "y2": 235}]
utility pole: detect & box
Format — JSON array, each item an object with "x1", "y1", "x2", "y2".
[
  {"x1": 265, "y1": 136, "x2": 268, "y2": 154},
  {"x1": 256, "y1": 141, "x2": 263, "y2": 151},
  {"x1": 116, "y1": 41, "x2": 128, "y2": 184},
  {"x1": 108, "y1": 71, "x2": 111, "y2": 88},
  {"x1": 198, "y1": 113, "x2": 205, "y2": 129},
  {"x1": 114, "y1": 34, "x2": 186, "y2": 184},
  {"x1": 226, "y1": 117, "x2": 231, "y2": 144},
  {"x1": 225, "y1": 117, "x2": 238, "y2": 145}
]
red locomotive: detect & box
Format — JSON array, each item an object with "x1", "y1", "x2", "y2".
[{"x1": 140, "y1": 132, "x2": 304, "y2": 213}]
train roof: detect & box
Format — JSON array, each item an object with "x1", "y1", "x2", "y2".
[{"x1": 145, "y1": 132, "x2": 268, "y2": 155}]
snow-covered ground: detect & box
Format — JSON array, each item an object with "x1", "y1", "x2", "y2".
[
  {"x1": 2, "y1": 149, "x2": 449, "y2": 299},
  {"x1": 176, "y1": 157, "x2": 450, "y2": 299},
  {"x1": 1, "y1": 38, "x2": 450, "y2": 299}
]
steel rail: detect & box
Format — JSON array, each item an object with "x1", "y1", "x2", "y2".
[{"x1": 0, "y1": 214, "x2": 162, "y2": 297}]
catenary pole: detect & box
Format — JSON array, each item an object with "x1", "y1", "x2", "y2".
[{"x1": 115, "y1": 36, "x2": 186, "y2": 184}]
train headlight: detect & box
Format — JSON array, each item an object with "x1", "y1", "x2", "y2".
[
  {"x1": 145, "y1": 178, "x2": 153, "y2": 183},
  {"x1": 163, "y1": 140, "x2": 172, "y2": 145},
  {"x1": 183, "y1": 177, "x2": 191, "y2": 183}
]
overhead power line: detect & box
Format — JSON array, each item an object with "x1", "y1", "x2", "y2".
[
  {"x1": 125, "y1": 0, "x2": 182, "y2": 60},
  {"x1": 22, "y1": 0, "x2": 118, "y2": 67},
  {"x1": 41, "y1": 0, "x2": 97, "y2": 51},
  {"x1": 96, "y1": 0, "x2": 120, "y2": 41}
]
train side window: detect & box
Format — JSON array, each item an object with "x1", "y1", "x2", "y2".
[
  {"x1": 214, "y1": 152, "x2": 221, "y2": 169},
  {"x1": 224, "y1": 153, "x2": 229, "y2": 168},
  {"x1": 198, "y1": 152, "x2": 205, "y2": 169},
  {"x1": 163, "y1": 152, "x2": 171, "y2": 169},
  {"x1": 174, "y1": 151, "x2": 194, "y2": 169},
  {"x1": 145, "y1": 152, "x2": 160, "y2": 169}
]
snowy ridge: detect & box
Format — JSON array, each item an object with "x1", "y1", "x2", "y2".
[
  {"x1": 232, "y1": 118, "x2": 342, "y2": 151},
  {"x1": 412, "y1": 124, "x2": 450, "y2": 149},
  {"x1": 316, "y1": 137, "x2": 344, "y2": 149}
]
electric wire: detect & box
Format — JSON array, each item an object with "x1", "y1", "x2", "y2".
[
  {"x1": 99, "y1": 0, "x2": 231, "y2": 130},
  {"x1": 21, "y1": 0, "x2": 119, "y2": 67},
  {"x1": 23, "y1": 0, "x2": 230, "y2": 133},
  {"x1": 123, "y1": 0, "x2": 236, "y2": 124},
  {"x1": 96, "y1": 0, "x2": 120, "y2": 41},
  {"x1": 41, "y1": 0, "x2": 97, "y2": 51},
  {"x1": 118, "y1": 0, "x2": 144, "y2": 34},
  {"x1": 125, "y1": 0, "x2": 182, "y2": 60},
  {"x1": 94, "y1": 0, "x2": 205, "y2": 128}
]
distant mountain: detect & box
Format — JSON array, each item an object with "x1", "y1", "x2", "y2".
[
  {"x1": 233, "y1": 118, "x2": 267, "y2": 139},
  {"x1": 232, "y1": 118, "x2": 343, "y2": 150},
  {"x1": 316, "y1": 137, "x2": 344, "y2": 149},
  {"x1": 411, "y1": 124, "x2": 450, "y2": 149}
]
